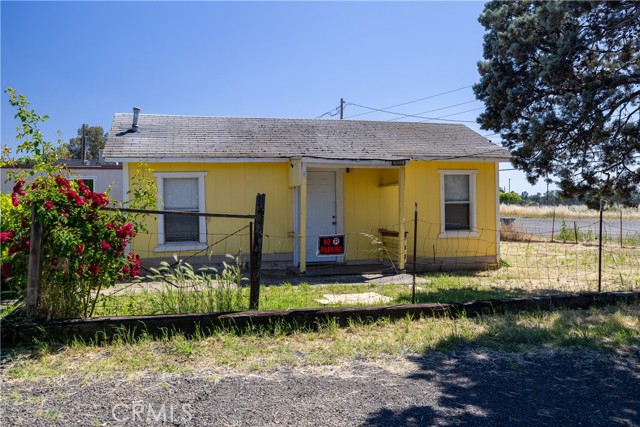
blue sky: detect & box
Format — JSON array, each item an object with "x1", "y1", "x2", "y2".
[{"x1": 1, "y1": 1, "x2": 553, "y2": 196}]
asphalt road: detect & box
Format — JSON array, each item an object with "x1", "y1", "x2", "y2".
[{"x1": 512, "y1": 217, "x2": 640, "y2": 239}]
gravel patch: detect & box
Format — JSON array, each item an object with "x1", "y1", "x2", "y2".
[{"x1": 2, "y1": 348, "x2": 639, "y2": 426}]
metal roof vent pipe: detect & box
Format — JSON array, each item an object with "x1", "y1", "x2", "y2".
[{"x1": 132, "y1": 107, "x2": 141, "y2": 132}]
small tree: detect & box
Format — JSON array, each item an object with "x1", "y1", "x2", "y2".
[
  {"x1": 61, "y1": 125, "x2": 106, "y2": 161},
  {"x1": 500, "y1": 191, "x2": 523, "y2": 205}
]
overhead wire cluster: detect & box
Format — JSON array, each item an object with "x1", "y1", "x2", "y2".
[
  {"x1": 315, "y1": 84, "x2": 500, "y2": 138},
  {"x1": 315, "y1": 105, "x2": 342, "y2": 119}
]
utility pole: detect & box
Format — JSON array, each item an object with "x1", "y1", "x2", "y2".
[
  {"x1": 546, "y1": 180, "x2": 549, "y2": 204},
  {"x1": 81, "y1": 124, "x2": 87, "y2": 163},
  {"x1": 508, "y1": 178, "x2": 511, "y2": 193},
  {"x1": 340, "y1": 98, "x2": 344, "y2": 120}
]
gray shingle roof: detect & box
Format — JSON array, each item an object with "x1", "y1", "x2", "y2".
[{"x1": 103, "y1": 114, "x2": 511, "y2": 162}]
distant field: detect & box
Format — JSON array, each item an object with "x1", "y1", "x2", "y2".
[{"x1": 500, "y1": 204, "x2": 640, "y2": 219}]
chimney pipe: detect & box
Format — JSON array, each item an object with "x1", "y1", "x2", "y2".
[{"x1": 132, "y1": 107, "x2": 141, "y2": 132}]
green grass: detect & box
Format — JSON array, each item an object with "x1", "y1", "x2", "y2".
[
  {"x1": 5, "y1": 240, "x2": 638, "y2": 321},
  {"x1": 93, "y1": 275, "x2": 529, "y2": 317},
  {"x1": 2, "y1": 303, "x2": 638, "y2": 380}
]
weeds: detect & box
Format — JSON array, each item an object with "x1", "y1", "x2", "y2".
[
  {"x1": 95, "y1": 255, "x2": 247, "y2": 316},
  {"x1": 4, "y1": 303, "x2": 637, "y2": 380}
]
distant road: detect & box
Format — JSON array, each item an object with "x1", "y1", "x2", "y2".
[{"x1": 511, "y1": 217, "x2": 640, "y2": 239}]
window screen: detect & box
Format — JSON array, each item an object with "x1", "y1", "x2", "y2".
[
  {"x1": 444, "y1": 174, "x2": 471, "y2": 230},
  {"x1": 164, "y1": 178, "x2": 199, "y2": 242}
]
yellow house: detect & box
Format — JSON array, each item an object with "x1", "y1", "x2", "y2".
[{"x1": 104, "y1": 112, "x2": 511, "y2": 273}]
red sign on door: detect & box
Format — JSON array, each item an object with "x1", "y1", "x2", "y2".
[{"x1": 317, "y1": 234, "x2": 345, "y2": 256}]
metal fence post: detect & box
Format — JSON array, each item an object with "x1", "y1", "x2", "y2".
[
  {"x1": 620, "y1": 210, "x2": 623, "y2": 248},
  {"x1": 249, "y1": 193, "x2": 265, "y2": 310},
  {"x1": 412, "y1": 202, "x2": 418, "y2": 304},
  {"x1": 598, "y1": 201, "x2": 603, "y2": 292}
]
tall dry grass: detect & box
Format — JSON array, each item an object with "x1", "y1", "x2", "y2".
[{"x1": 500, "y1": 204, "x2": 640, "y2": 219}]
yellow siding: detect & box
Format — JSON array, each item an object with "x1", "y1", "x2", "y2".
[
  {"x1": 342, "y1": 161, "x2": 498, "y2": 262},
  {"x1": 128, "y1": 160, "x2": 498, "y2": 266},
  {"x1": 404, "y1": 161, "x2": 498, "y2": 260},
  {"x1": 343, "y1": 168, "x2": 400, "y2": 261},
  {"x1": 128, "y1": 162, "x2": 293, "y2": 257}
]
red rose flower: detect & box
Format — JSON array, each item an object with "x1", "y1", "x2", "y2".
[
  {"x1": 55, "y1": 176, "x2": 70, "y2": 189},
  {"x1": 75, "y1": 243, "x2": 85, "y2": 253},
  {"x1": 88, "y1": 264, "x2": 100, "y2": 275},
  {"x1": 44, "y1": 200, "x2": 55, "y2": 210},
  {"x1": 100, "y1": 241, "x2": 111, "y2": 251},
  {"x1": 0, "y1": 231, "x2": 14, "y2": 245},
  {"x1": 11, "y1": 194, "x2": 20, "y2": 207},
  {"x1": 51, "y1": 258, "x2": 59, "y2": 266},
  {"x1": 116, "y1": 223, "x2": 134, "y2": 239},
  {"x1": 12, "y1": 180, "x2": 25, "y2": 193},
  {"x1": 78, "y1": 180, "x2": 90, "y2": 196}
]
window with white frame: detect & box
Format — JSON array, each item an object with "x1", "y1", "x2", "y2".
[
  {"x1": 155, "y1": 172, "x2": 207, "y2": 249},
  {"x1": 439, "y1": 170, "x2": 477, "y2": 236}
]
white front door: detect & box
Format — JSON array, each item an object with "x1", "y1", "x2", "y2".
[{"x1": 306, "y1": 170, "x2": 337, "y2": 263}]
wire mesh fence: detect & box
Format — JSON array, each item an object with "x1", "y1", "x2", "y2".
[{"x1": 92, "y1": 208, "x2": 639, "y2": 318}]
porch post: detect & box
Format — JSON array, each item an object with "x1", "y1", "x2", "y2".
[
  {"x1": 398, "y1": 165, "x2": 406, "y2": 270},
  {"x1": 300, "y1": 165, "x2": 307, "y2": 274}
]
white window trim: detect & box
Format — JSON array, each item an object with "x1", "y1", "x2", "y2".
[
  {"x1": 153, "y1": 172, "x2": 208, "y2": 252},
  {"x1": 438, "y1": 170, "x2": 478, "y2": 238}
]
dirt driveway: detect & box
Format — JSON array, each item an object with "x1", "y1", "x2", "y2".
[{"x1": 2, "y1": 348, "x2": 639, "y2": 426}]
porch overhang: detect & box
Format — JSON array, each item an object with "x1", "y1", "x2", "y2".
[{"x1": 291, "y1": 160, "x2": 408, "y2": 274}]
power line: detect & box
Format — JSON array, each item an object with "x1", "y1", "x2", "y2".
[
  {"x1": 345, "y1": 102, "x2": 478, "y2": 123},
  {"x1": 418, "y1": 107, "x2": 485, "y2": 122},
  {"x1": 316, "y1": 105, "x2": 341, "y2": 119},
  {"x1": 387, "y1": 99, "x2": 480, "y2": 122},
  {"x1": 345, "y1": 85, "x2": 473, "y2": 119}
]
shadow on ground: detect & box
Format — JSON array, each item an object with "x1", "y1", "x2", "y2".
[
  {"x1": 391, "y1": 286, "x2": 528, "y2": 305},
  {"x1": 363, "y1": 309, "x2": 640, "y2": 426}
]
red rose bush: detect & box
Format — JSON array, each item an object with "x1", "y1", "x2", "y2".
[{"x1": 1, "y1": 174, "x2": 143, "y2": 318}]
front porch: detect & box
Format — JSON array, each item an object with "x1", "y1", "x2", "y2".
[{"x1": 288, "y1": 158, "x2": 409, "y2": 274}]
